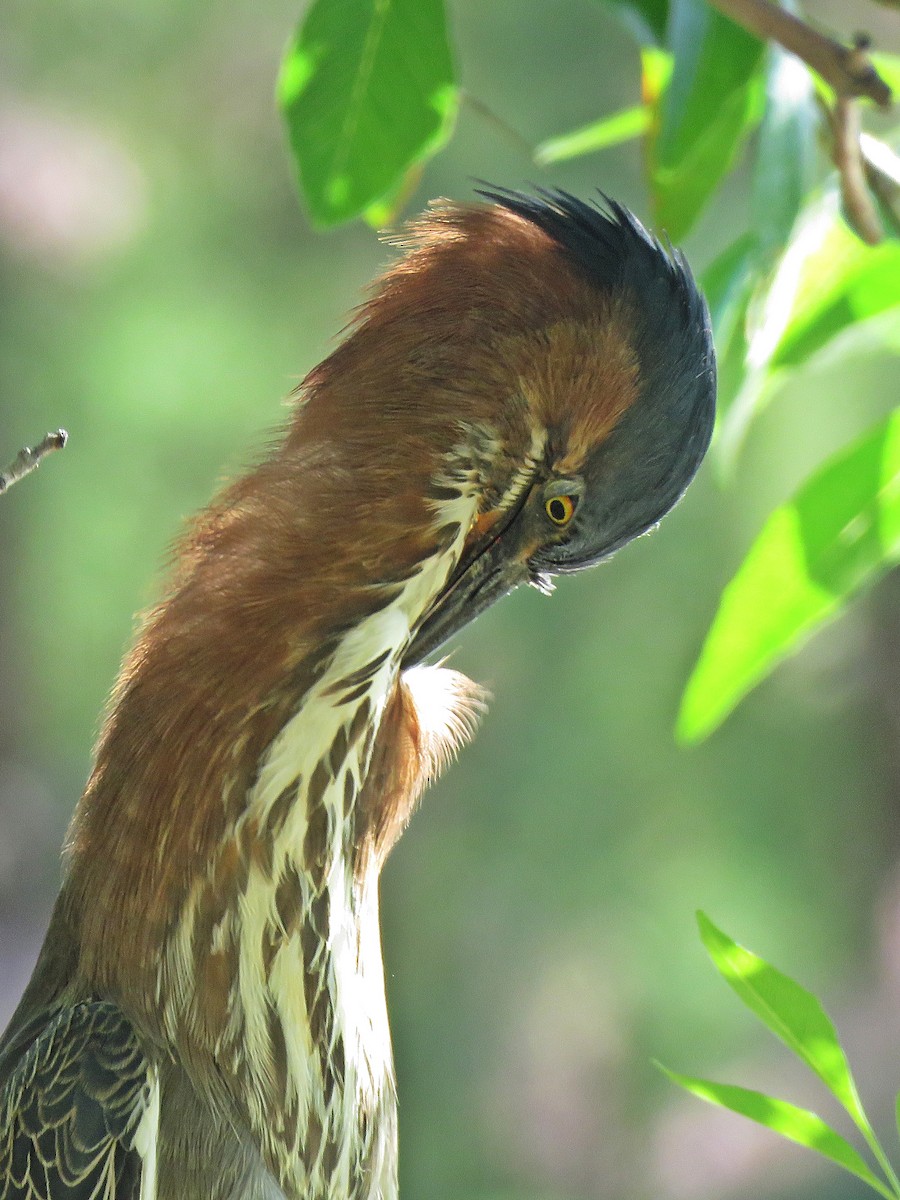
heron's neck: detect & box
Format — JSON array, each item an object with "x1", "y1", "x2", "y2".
[
  {"x1": 66, "y1": 470, "x2": 483, "y2": 1196},
  {"x1": 168, "y1": 539, "x2": 476, "y2": 1197}
]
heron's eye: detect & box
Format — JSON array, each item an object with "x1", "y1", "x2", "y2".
[{"x1": 545, "y1": 494, "x2": 577, "y2": 526}]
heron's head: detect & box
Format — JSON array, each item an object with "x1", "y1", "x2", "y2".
[{"x1": 351, "y1": 187, "x2": 717, "y2": 665}]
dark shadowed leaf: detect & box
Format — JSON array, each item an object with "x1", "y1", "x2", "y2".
[
  {"x1": 699, "y1": 234, "x2": 758, "y2": 419},
  {"x1": 657, "y1": 1066, "x2": 893, "y2": 1200},
  {"x1": 647, "y1": 0, "x2": 765, "y2": 239},
  {"x1": 752, "y1": 46, "x2": 818, "y2": 260},
  {"x1": 278, "y1": 0, "x2": 457, "y2": 227},
  {"x1": 597, "y1": 0, "x2": 669, "y2": 44},
  {"x1": 679, "y1": 411, "x2": 900, "y2": 740}
]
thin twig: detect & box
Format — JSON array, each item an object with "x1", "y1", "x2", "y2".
[
  {"x1": 830, "y1": 96, "x2": 884, "y2": 244},
  {"x1": 459, "y1": 91, "x2": 535, "y2": 160},
  {"x1": 0, "y1": 430, "x2": 68, "y2": 496},
  {"x1": 709, "y1": 3, "x2": 892, "y2": 242},
  {"x1": 706, "y1": 0, "x2": 893, "y2": 107}
]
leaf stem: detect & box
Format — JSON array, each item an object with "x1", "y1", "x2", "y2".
[{"x1": 858, "y1": 1122, "x2": 900, "y2": 1200}]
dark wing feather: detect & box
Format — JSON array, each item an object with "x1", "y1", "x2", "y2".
[{"x1": 0, "y1": 1002, "x2": 155, "y2": 1200}]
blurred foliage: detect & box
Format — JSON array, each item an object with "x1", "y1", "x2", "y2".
[
  {"x1": 663, "y1": 916, "x2": 900, "y2": 1200},
  {"x1": 2, "y1": 1, "x2": 900, "y2": 1199}
]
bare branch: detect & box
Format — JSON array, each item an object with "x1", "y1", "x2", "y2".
[
  {"x1": 0, "y1": 430, "x2": 68, "y2": 496},
  {"x1": 709, "y1": 3, "x2": 892, "y2": 242},
  {"x1": 706, "y1": 0, "x2": 893, "y2": 107},
  {"x1": 830, "y1": 96, "x2": 884, "y2": 244}
]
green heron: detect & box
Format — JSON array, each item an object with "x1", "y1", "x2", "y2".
[{"x1": 0, "y1": 188, "x2": 715, "y2": 1199}]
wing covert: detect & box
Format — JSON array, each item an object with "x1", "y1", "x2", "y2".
[{"x1": 0, "y1": 1002, "x2": 156, "y2": 1200}]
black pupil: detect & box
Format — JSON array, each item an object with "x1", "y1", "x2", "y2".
[{"x1": 549, "y1": 498, "x2": 568, "y2": 523}]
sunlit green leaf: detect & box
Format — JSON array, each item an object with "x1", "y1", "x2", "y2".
[
  {"x1": 657, "y1": 1066, "x2": 893, "y2": 1200},
  {"x1": 641, "y1": 45, "x2": 672, "y2": 104},
  {"x1": 679, "y1": 411, "x2": 900, "y2": 740},
  {"x1": 535, "y1": 106, "x2": 650, "y2": 165},
  {"x1": 647, "y1": 0, "x2": 765, "y2": 239},
  {"x1": 759, "y1": 188, "x2": 900, "y2": 368},
  {"x1": 278, "y1": 0, "x2": 457, "y2": 227},
  {"x1": 693, "y1": 917, "x2": 900, "y2": 1196},
  {"x1": 772, "y1": 233, "x2": 900, "y2": 370},
  {"x1": 720, "y1": 187, "x2": 900, "y2": 464},
  {"x1": 696, "y1": 914, "x2": 866, "y2": 1115},
  {"x1": 869, "y1": 53, "x2": 900, "y2": 99}
]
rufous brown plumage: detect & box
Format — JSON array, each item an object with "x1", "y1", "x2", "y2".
[{"x1": 0, "y1": 188, "x2": 715, "y2": 1200}]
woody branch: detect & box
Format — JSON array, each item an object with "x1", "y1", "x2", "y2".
[
  {"x1": 707, "y1": 0, "x2": 893, "y2": 244},
  {"x1": 0, "y1": 430, "x2": 68, "y2": 496}
]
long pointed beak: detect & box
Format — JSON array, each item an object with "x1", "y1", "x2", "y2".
[
  {"x1": 401, "y1": 482, "x2": 542, "y2": 668},
  {"x1": 402, "y1": 538, "x2": 530, "y2": 667}
]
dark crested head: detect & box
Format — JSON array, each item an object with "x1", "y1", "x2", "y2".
[
  {"x1": 401, "y1": 185, "x2": 716, "y2": 665},
  {"x1": 478, "y1": 186, "x2": 717, "y2": 572}
]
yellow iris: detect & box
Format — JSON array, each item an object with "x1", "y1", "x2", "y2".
[{"x1": 545, "y1": 494, "x2": 577, "y2": 526}]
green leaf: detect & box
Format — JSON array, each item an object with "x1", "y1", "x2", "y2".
[
  {"x1": 692, "y1": 916, "x2": 900, "y2": 1197},
  {"x1": 536, "y1": 45, "x2": 670, "y2": 166},
  {"x1": 535, "y1": 106, "x2": 650, "y2": 165},
  {"x1": 870, "y1": 53, "x2": 900, "y2": 99},
  {"x1": 755, "y1": 188, "x2": 900, "y2": 370},
  {"x1": 278, "y1": 0, "x2": 458, "y2": 228},
  {"x1": 598, "y1": 0, "x2": 669, "y2": 45},
  {"x1": 771, "y1": 225, "x2": 900, "y2": 371},
  {"x1": 699, "y1": 235, "x2": 758, "y2": 420},
  {"x1": 701, "y1": 234, "x2": 757, "y2": 348},
  {"x1": 679, "y1": 410, "x2": 900, "y2": 740},
  {"x1": 696, "y1": 914, "x2": 866, "y2": 1116},
  {"x1": 647, "y1": 0, "x2": 765, "y2": 239},
  {"x1": 657, "y1": 1066, "x2": 894, "y2": 1200},
  {"x1": 752, "y1": 46, "x2": 818, "y2": 260},
  {"x1": 362, "y1": 162, "x2": 422, "y2": 228},
  {"x1": 720, "y1": 188, "x2": 900, "y2": 460},
  {"x1": 641, "y1": 45, "x2": 672, "y2": 104}
]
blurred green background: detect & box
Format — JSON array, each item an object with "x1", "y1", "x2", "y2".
[{"x1": 2, "y1": 1, "x2": 900, "y2": 1197}]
